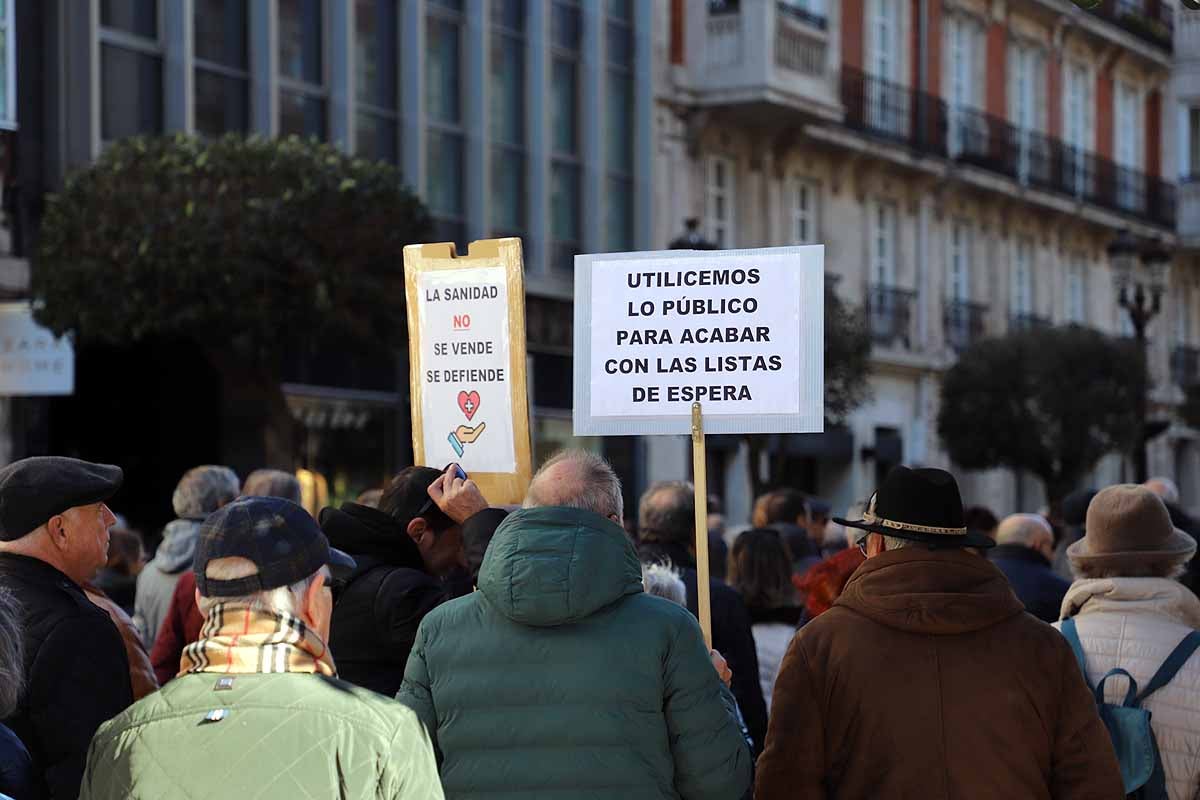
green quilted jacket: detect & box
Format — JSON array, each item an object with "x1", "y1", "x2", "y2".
[
  {"x1": 78, "y1": 671, "x2": 444, "y2": 799},
  {"x1": 397, "y1": 506, "x2": 752, "y2": 800}
]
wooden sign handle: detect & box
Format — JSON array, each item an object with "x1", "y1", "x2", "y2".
[{"x1": 692, "y1": 402, "x2": 712, "y2": 649}]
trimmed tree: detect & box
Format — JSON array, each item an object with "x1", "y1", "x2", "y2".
[
  {"x1": 937, "y1": 324, "x2": 1144, "y2": 505},
  {"x1": 744, "y1": 283, "x2": 872, "y2": 498},
  {"x1": 33, "y1": 134, "x2": 432, "y2": 466}
]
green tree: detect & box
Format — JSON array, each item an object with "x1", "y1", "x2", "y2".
[
  {"x1": 745, "y1": 282, "x2": 872, "y2": 498},
  {"x1": 33, "y1": 134, "x2": 431, "y2": 466},
  {"x1": 937, "y1": 325, "x2": 1144, "y2": 505}
]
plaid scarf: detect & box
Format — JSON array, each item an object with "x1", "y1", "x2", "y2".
[{"x1": 179, "y1": 603, "x2": 336, "y2": 678}]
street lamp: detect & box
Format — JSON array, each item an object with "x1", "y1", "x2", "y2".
[
  {"x1": 669, "y1": 218, "x2": 719, "y2": 251},
  {"x1": 1109, "y1": 230, "x2": 1170, "y2": 483}
]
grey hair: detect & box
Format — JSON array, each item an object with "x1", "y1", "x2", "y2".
[
  {"x1": 523, "y1": 450, "x2": 624, "y2": 521},
  {"x1": 638, "y1": 482, "x2": 694, "y2": 546},
  {"x1": 1071, "y1": 558, "x2": 1188, "y2": 581},
  {"x1": 642, "y1": 562, "x2": 686, "y2": 606},
  {"x1": 995, "y1": 514, "x2": 1053, "y2": 548},
  {"x1": 882, "y1": 535, "x2": 918, "y2": 551},
  {"x1": 242, "y1": 470, "x2": 303, "y2": 504},
  {"x1": 0, "y1": 589, "x2": 23, "y2": 717},
  {"x1": 196, "y1": 557, "x2": 322, "y2": 616},
  {"x1": 173, "y1": 465, "x2": 240, "y2": 520}
]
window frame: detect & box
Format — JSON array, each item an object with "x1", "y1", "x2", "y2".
[
  {"x1": 946, "y1": 219, "x2": 970, "y2": 302},
  {"x1": 193, "y1": 0, "x2": 250, "y2": 135},
  {"x1": 99, "y1": 0, "x2": 165, "y2": 144},
  {"x1": 0, "y1": 0, "x2": 16, "y2": 129},
  {"x1": 352, "y1": 0, "x2": 400, "y2": 163},
  {"x1": 604, "y1": 0, "x2": 635, "y2": 252},
  {"x1": 277, "y1": 0, "x2": 329, "y2": 139},
  {"x1": 788, "y1": 174, "x2": 820, "y2": 246},
  {"x1": 1010, "y1": 237, "x2": 1034, "y2": 318},
  {"x1": 549, "y1": 0, "x2": 583, "y2": 263},
  {"x1": 1065, "y1": 253, "x2": 1088, "y2": 325},
  {"x1": 870, "y1": 199, "x2": 898, "y2": 287},
  {"x1": 425, "y1": 0, "x2": 468, "y2": 241},
  {"x1": 489, "y1": 0, "x2": 527, "y2": 238},
  {"x1": 705, "y1": 154, "x2": 736, "y2": 249}
]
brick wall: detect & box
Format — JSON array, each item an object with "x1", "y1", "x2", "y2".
[
  {"x1": 670, "y1": 0, "x2": 684, "y2": 65},
  {"x1": 1047, "y1": 56, "x2": 1061, "y2": 138},
  {"x1": 926, "y1": 0, "x2": 943, "y2": 94},
  {"x1": 843, "y1": 0, "x2": 864, "y2": 71},
  {"x1": 1096, "y1": 70, "x2": 1113, "y2": 159},
  {"x1": 986, "y1": 22, "x2": 1006, "y2": 117}
]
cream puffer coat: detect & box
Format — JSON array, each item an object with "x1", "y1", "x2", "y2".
[{"x1": 1054, "y1": 577, "x2": 1200, "y2": 800}]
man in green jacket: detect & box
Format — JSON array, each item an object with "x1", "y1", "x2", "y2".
[
  {"x1": 398, "y1": 450, "x2": 752, "y2": 800},
  {"x1": 79, "y1": 496, "x2": 444, "y2": 800}
]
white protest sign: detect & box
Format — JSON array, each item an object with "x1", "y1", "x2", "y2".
[
  {"x1": 573, "y1": 246, "x2": 823, "y2": 436},
  {"x1": 404, "y1": 239, "x2": 532, "y2": 505},
  {"x1": 0, "y1": 303, "x2": 74, "y2": 396}
]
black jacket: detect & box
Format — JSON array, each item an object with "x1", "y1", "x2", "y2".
[
  {"x1": 325, "y1": 505, "x2": 508, "y2": 697},
  {"x1": 988, "y1": 544, "x2": 1071, "y2": 623},
  {"x1": 0, "y1": 554, "x2": 132, "y2": 800},
  {"x1": 637, "y1": 540, "x2": 770, "y2": 757}
]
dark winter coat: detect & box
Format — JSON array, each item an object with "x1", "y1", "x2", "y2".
[
  {"x1": 147, "y1": 569, "x2": 203, "y2": 686},
  {"x1": 755, "y1": 547, "x2": 1124, "y2": 800},
  {"x1": 987, "y1": 544, "x2": 1072, "y2": 623},
  {"x1": 638, "y1": 539, "x2": 770, "y2": 755},
  {"x1": 0, "y1": 724, "x2": 34, "y2": 800},
  {"x1": 0, "y1": 554, "x2": 133, "y2": 800},
  {"x1": 398, "y1": 507, "x2": 752, "y2": 800}
]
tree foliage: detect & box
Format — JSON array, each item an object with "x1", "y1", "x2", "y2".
[
  {"x1": 33, "y1": 134, "x2": 431, "y2": 369},
  {"x1": 937, "y1": 325, "x2": 1144, "y2": 505}
]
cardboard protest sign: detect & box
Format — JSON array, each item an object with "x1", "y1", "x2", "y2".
[
  {"x1": 573, "y1": 246, "x2": 824, "y2": 436},
  {"x1": 403, "y1": 238, "x2": 532, "y2": 504}
]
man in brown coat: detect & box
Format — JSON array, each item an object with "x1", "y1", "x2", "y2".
[{"x1": 756, "y1": 466, "x2": 1124, "y2": 800}]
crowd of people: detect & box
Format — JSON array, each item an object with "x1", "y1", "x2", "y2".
[{"x1": 0, "y1": 449, "x2": 1197, "y2": 798}]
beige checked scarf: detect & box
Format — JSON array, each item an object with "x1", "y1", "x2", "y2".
[{"x1": 179, "y1": 603, "x2": 336, "y2": 678}]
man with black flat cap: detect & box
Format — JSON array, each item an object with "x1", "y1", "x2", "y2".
[
  {"x1": 755, "y1": 465, "x2": 1124, "y2": 800},
  {"x1": 0, "y1": 456, "x2": 133, "y2": 799}
]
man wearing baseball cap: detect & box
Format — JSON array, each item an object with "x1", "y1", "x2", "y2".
[
  {"x1": 79, "y1": 496, "x2": 443, "y2": 799},
  {"x1": 0, "y1": 456, "x2": 132, "y2": 799}
]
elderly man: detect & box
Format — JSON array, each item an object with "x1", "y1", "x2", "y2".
[
  {"x1": 756, "y1": 466, "x2": 1123, "y2": 800},
  {"x1": 637, "y1": 481, "x2": 769, "y2": 755},
  {"x1": 988, "y1": 513, "x2": 1071, "y2": 623},
  {"x1": 398, "y1": 450, "x2": 751, "y2": 800},
  {"x1": 134, "y1": 464, "x2": 239, "y2": 645},
  {"x1": 79, "y1": 496, "x2": 443, "y2": 799},
  {"x1": 0, "y1": 457, "x2": 133, "y2": 799}
]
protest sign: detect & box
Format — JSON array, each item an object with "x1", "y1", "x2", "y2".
[
  {"x1": 403, "y1": 238, "x2": 532, "y2": 504},
  {"x1": 573, "y1": 246, "x2": 824, "y2": 436}
]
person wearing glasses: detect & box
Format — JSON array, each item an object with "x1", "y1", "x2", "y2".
[
  {"x1": 755, "y1": 466, "x2": 1123, "y2": 800},
  {"x1": 79, "y1": 495, "x2": 444, "y2": 800},
  {"x1": 321, "y1": 465, "x2": 506, "y2": 697}
]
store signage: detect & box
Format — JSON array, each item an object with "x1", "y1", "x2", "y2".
[{"x1": 0, "y1": 303, "x2": 74, "y2": 396}]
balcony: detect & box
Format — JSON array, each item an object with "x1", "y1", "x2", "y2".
[
  {"x1": 943, "y1": 300, "x2": 988, "y2": 351},
  {"x1": 1084, "y1": 0, "x2": 1173, "y2": 53},
  {"x1": 1181, "y1": 176, "x2": 1200, "y2": 244},
  {"x1": 867, "y1": 285, "x2": 916, "y2": 350},
  {"x1": 841, "y1": 68, "x2": 946, "y2": 155},
  {"x1": 691, "y1": 0, "x2": 839, "y2": 119},
  {"x1": 1172, "y1": 345, "x2": 1200, "y2": 388},
  {"x1": 1009, "y1": 313, "x2": 1052, "y2": 332}
]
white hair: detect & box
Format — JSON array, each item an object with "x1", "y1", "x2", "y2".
[
  {"x1": 641, "y1": 562, "x2": 686, "y2": 606},
  {"x1": 995, "y1": 514, "x2": 1053, "y2": 549},
  {"x1": 196, "y1": 557, "x2": 322, "y2": 616},
  {"x1": 524, "y1": 450, "x2": 624, "y2": 521},
  {"x1": 882, "y1": 535, "x2": 918, "y2": 551}
]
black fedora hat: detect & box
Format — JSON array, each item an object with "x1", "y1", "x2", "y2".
[{"x1": 834, "y1": 466, "x2": 995, "y2": 549}]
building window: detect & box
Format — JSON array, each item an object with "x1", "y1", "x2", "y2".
[
  {"x1": 1063, "y1": 60, "x2": 1093, "y2": 195},
  {"x1": 1010, "y1": 238, "x2": 1034, "y2": 318},
  {"x1": 789, "y1": 176, "x2": 819, "y2": 244},
  {"x1": 194, "y1": 0, "x2": 248, "y2": 135},
  {"x1": 605, "y1": 0, "x2": 635, "y2": 251},
  {"x1": 490, "y1": 0, "x2": 525, "y2": 237},
  {"x1": 1114, "y1": 80, "x2": 1144, "y2": 211},
  {"x1": 705, "y1": 155, "x2": 735, "y2": 248},
  {"x1": 947, "y1": 220, "x2": 970, "y2": 301},
  {"x1": 1008, "y1": 41, "x2": 1045, "y2": 185},
  {"x1": 427, "y1": 0, "x2": 466, "y2": 245},
  {"x1": 278, "y1": 0, "x2": 327, "y2": 140},
  {"x1": 1065, "y1": 254, "x2": 1087, "y2": 324},
  {"x1": 549, "y1": 0, "x2": 582, "y2": 269},
  {"x1": 1188, "y1": 107, "x2": 1200, "y2": 178},
  {"x1": 355, "y1": 0, "x2": 399, "y2": 164},
  {"x1": 866, "y1": 0, "x2": 903, "y2": 137},
  {"x1": 100, "y1": 0, "x2": 164, "y2": 141},
  {"x1": 944, "y1": 14, "x2": 983, "y2": 157},
  {"x1": 871, "y1": 200, "x2": 897, "y2": 286},
  {"x1": 0, "y1": 0, "x2": 14, "y2": 129}
]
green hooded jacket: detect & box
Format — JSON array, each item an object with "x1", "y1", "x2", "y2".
[
  {"x1": 78, "y1": 670, "x2": 444, "y2": 799},
  {"x1": 397, "y1": 506, "x2": 752, "y2": 800}
]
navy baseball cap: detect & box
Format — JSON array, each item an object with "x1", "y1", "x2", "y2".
[{"x1": 194, "y1": 496, "x2": 355, "y2": 598}]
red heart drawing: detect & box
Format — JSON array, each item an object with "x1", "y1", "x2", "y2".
[{"x1": 457, "y1": 390, "x2": 481, "y2": 421}]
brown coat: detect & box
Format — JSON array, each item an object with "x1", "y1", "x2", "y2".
[
  {"x1": 755, "y1": 547, "x2": 1124, "y2": 800},
  {"x1": 84, "y1": 582, "x2": 159, "y2": 701}
]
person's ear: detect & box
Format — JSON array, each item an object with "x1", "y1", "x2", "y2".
[
  {"x1": 45, "y1": 515, "x2": 69, "y2": 553},
  {"x1": 866, "y1": 533, "x2": 887, "y2": 558},
  {"x1": 607, "y1": 513, "x2": 621, "y2": 525},
  {"x1": 300, "y1": 572, "x2": 325, "y2": 629},
  {"x1": 407, "y1": 517, "x2": 429, "y2": 545}
]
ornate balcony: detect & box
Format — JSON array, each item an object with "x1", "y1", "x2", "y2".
[
  {"x1": 841, "y1": 67, "x2": 946, "y2": 156},
  {"x1": 1085, "y1": 0, "x2": 1173, "y2": 53},
  {"x1": 943, "y1": 300, "x2": 989, "y2": 351},
  {"x1": 867, "y1": 285, "x2": 916, "y2": 350}
]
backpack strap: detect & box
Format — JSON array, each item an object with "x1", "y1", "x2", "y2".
[
  {"x1": 1135, "y1": 631, "x2": 1200, "y2": 706},
  {"x1": 1060, "y1": 618, "x2": 1091, "y2": 687},
  {"x1": 1094, "y1": 668, "x2": 1139, "y2": 708}
]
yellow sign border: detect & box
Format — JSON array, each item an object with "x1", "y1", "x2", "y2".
[{"x1": 402, "y1": 238, "x2": 532, "y2": 505}]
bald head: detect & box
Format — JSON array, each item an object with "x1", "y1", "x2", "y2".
[
  {"x1": 523, "y1": 450, "x2": 624, "y2": 522},
  {"x1": 995, "y1": 514, "x2": 1054, "y2": 559},
  {"x1": 1144, "y1": 477, "x2": 1180, "y2": 506}
]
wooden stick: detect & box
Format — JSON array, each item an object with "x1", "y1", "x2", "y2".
[{"x1": 692, "y1": 402, "x2": 712, "y2": 649}]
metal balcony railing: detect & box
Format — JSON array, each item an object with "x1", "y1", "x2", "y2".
[
  {"x1": 1172, "y1": 345, "x2": 1200, "y2": 388},
  {"x1": 943, "y1": 300, "x2": 989, "y2": 351},
  {"x1": 867, "y1": 285, "x2": 916, "y2": 349},
  {"x1": 1085, "y1": 0, "x2": 1173, "y2": 52},
  {"x1": 841, "y1": 67, "x2": 946, "y2": 156}
]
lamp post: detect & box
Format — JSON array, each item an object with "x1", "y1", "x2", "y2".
[{"x1": 1109, "y1": 230, "x2": 1170, "y2": 483}]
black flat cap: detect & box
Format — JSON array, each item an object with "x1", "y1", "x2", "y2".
[{"x1": 0, "y1": 456, "x2": 124, "y2": 541}]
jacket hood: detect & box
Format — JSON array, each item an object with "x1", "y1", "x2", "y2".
[
  {"x1": 320, "y1": 503, "x2": 425, "y2": 574},
  {"x1": 478, "y1": 506, "x2": 643, "y2": 627},
  {"x1": 836, "y1": 547, "x2": 1024, "y2": 635},
  {"x1": 153, "y1": 519, "x2": 202, "y2": 573},
  {"x1": 1061, "y1": 576, "x2": 1200, "y2": 628}
]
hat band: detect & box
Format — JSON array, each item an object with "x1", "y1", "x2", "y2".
[{"x1": 862, "y1": 510, "x2": 967, "y2": 536}]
